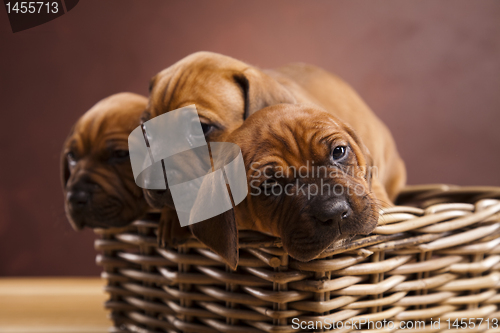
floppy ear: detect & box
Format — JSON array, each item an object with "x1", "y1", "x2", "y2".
[
  {"x1": 233, "y1": 68, "x2": 296, "y2": 119},
  {"x1": 363, "y1": 150, "x2": 374, "y2": 186},
  {"x1": 342, "y1": 124, "x2": 374, "y2": 186},
  {"x1": 61, "y1": 149, "x2": 71, "y2": 188},
  {"x1": 61, "y1": 131, "x2": 74, "y2": 189},
  {"x1": 158, "y1": 207, "x2": 192, "y2": 247},
  {"x1": 189, "y1": 209, "x2": 239, "y2": 270}
]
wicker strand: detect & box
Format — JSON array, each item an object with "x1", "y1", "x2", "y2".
[{"x1": 95, "y1": 186, "x2": 500, "y2": 332}]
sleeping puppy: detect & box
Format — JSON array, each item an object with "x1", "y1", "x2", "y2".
[
  {"x1": 61, "y1": 93, "x2": 150, "y2": 230},
  {"x1": 193, "y1": 104, "x2": 405, "y2": 269}
]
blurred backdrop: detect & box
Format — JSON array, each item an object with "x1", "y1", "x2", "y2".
[{"x1": 1, "y1": 0, "x2": 499, "y2": 276}]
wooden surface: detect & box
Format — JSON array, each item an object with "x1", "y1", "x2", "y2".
[{"x1": 0, "y1": 278, "x2": 110, "y2": 333}]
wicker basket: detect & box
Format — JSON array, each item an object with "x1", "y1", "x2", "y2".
[{"x1": 95, "y1": 185, "x2": 500, "y2": 333}]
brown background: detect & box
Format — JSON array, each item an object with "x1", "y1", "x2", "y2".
[{"x1": 1, "y1": 0, "x2": 499, "y2": 276}]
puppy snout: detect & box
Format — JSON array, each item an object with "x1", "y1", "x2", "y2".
[
  {"x1": 68, "y1": 190, "x2": 91, "y2": 207},
  {"x1": 313, "y1": 199, "x2": 352, "y2": 224},
  {"x1": 67, "y1": 176, "x2": 99, "y2": 207}
]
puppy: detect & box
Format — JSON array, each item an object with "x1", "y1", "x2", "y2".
[
  {"x1": 142, "y1": 51, "x2": 297, "y2": 209},
  {"x1": 194, "y1": 104, "x2": 405, "y2": 269},
  {"x1": 142, "y1": 52, "x2": 298, "y2": 245},
  {"x1": 61, "y1": 93, "x2": 150, "y2": 230},
  {"x1": 142, "y1": 52, "x2": 405, "y2": 259}
]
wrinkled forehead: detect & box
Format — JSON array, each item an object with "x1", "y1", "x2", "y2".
[
  {"x1": 233, "y1": 109, "x2": 346, "y2": 169},
  {"x1": 69, "y1": 107, "x2": 139, "y2": 152}
]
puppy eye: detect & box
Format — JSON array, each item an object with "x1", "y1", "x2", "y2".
[
  {"x1": 200, "y1": 123, "x2": 214, "y2": 136},
  {"x1": 110, "y1": 150, "x2": 129, "y2": 162},
  {"x1": 331, "y1": 146, "x2": 347, "y2": 161},
  {"x1": 190, "y1": 120, "x2": 215, "y2": 141},
  {"x1": 67, "y1": 151, "x2": 77, "y2": 167}
]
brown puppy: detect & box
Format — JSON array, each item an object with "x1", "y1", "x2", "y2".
[
  {"x1": 211, "y1": 104, "x2": 398, "y2": 267},
  {"x1": 142, "y1": 51, "x2": 296, "y2": 210},
  {"x1": 143, "y1": 52, "x2": 405, "y2": 259},
  {"x1": 267, "y1": 62, "x2": 406, "y2": 203},
  {"x1": 61, "y1": 93, "x2": 150, "y2": 230}
]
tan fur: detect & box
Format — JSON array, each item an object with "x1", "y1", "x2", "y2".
[
  {"x1": 145, "y1": 52, "x2": 405, "y2": 267},
  {"x1": 225, "y1": 104, "x2": 381, "y2": 264}
]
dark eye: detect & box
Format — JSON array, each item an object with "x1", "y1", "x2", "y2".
[
  {"x1": 190, "y1": 120, "x2": 215, "y2": 140},
  {"x1": 200, "y1": 123, "x2": 214, "y2": 136},
  {"x1": 110, "y1": 150, "x2": 129, "y2": 162},
  {"x1": 332, "y1": 146, "x2": 347, "y2": 161},
  {"x1": 67, "y1": 151, "x2": 77, "y2": 167}
]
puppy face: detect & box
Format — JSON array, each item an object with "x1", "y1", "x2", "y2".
[
  {"x1": 61, "y1": 93, "x2": 149, "y2": 229},
  {"x1": 195, "y1": 104, "x2": 378, "y2": 267},
  {"x1": 143, "y1": 52, "x2": 295, "y2": 209}
]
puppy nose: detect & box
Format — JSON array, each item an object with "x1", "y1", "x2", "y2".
[
  {"x1": 68, "y1": 190, "x2": 90, "y2": 207},
  {"x1": 314, "y1": 200, "x2": 352, "y2": 223}
]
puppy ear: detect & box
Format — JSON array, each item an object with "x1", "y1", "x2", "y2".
[
  {"x1": 233, "y1": 68, "x2": 296, "y2": 119},
  {"x1": 61, "y1": 150, "x2": 71, "y2": 187},
  {"x1": 189, "y1": 209, "x2": 239, "y2": 270},
  {"x1": 363, "y1": 149, "x2": 374, "y2": 186},
  {"x1": 61, "y1": 130, "x2": 74, "y2": 188},
  {"x1": 158, "y1": 207, "x2": 192, "y2": 247},
  {"x1": 342, "y1": 124, "x2": 374, "y2": 185}
]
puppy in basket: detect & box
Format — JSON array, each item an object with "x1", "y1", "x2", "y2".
[
  {"x1": 194, "y1": 103, "x2": 405, "y2": 268},
  {"x1": 61, "y1": 93, "x2": 150, "y2": 230},
  {"x1": 139, "y1": 52, "x2": 405, "y2": 266}
]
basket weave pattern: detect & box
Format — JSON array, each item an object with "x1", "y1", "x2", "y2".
[{"x1": 95, "y1": 185, "x2": 500, "y2": 332}]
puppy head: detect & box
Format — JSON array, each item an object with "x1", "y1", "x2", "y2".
[
  {"x1": 142, "y1": 52, "x2": 296, "y2": 209},
  {"x1": 192, "y1": 104, "x2": 378, "y2": 266},
  {"x1": 61, "y1": 93, "x2": 149, "y2": 230}
]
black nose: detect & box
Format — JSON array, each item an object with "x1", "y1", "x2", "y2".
[
  {"x1": 67, "y1": 176, "x2": 98, "y2": 207},
  {"x1": 68, "y1": 190, "x2": 90, "y2": 207},
  {"x1": 313, "y1": 200, "x2": 352, "y2": 223}
]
